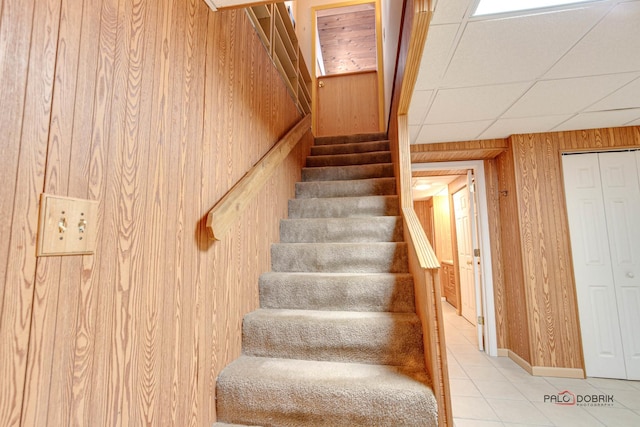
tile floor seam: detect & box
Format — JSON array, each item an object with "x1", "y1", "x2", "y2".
[{"x1": 441, "y1": 301, "x2": 640, "y2": 427}]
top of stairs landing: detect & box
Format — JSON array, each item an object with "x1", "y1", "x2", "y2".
[{"x1": 314, "y1": 132, "x2": 388, "y2": 145}]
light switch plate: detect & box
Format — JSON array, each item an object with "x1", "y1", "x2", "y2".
[{"x1": 37, "y1": 194, "x2": 99, "y2": 257}]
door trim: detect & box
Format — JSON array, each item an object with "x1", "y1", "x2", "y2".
[{"x1": 412, "y1": 160, "x2": 498, "y2": 357}]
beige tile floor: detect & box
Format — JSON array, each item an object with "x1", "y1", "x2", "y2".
[{"x1": 441, "y1": 302, "x2": 640, "y2": 427}]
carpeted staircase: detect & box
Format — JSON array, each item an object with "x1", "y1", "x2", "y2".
[{"x1": 214, "y1": 133, "x2": 438, "y2": 427}]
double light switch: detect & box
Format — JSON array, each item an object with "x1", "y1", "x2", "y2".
[{"x1": 37, "y1": 194, "x2": 99, "y2": 256}]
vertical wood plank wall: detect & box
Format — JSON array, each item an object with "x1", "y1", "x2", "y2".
[
  {"x1": 509, "y1": 126, "x2": 640, "y2": 370},
  {"x1": 0, "y1": 1, "x2": 312, "y2": 425},
  {"x1": 413, "y1": 200, "x2": 433, "y2": 244},
  {"x1": 495, "y1": 148, "x2": 531, "y2": 363},
  {"x1": 412, "y1": 125, "x2": 640, "y2": 371},
  {"x1": 432, "y1": 196, "x2": 453, "y2": 262}
]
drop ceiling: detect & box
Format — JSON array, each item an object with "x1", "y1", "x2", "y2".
[{"x1": 409, "y1": 0, "x2": 640, "y2": 144}]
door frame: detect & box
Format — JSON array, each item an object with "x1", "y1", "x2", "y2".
[
  {"x1": 412, "y1": 160, "x2": 498, "y2": 357},
  {"x1": 311, "y1": 0, "x2": 385, "y2": 134}
]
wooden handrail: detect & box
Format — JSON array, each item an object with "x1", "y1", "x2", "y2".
[
  {"x1": 206, "y1": 114, "x2": 311, "y2": 240},
  {"x1": 403, "y1": 207, "x2": 439, "y2": 269}
]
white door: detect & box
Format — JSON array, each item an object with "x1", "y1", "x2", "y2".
[
  {"x1": 563, "y1": 151, "x2": 640, "y2": 380},
  {"x1": 454, "y1": 186, "x2": 477, "y2": 327}
]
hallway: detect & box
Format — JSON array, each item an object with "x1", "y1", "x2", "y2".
[{"x1": 441, "y1": 302, "x2": 640, "y2": 426}]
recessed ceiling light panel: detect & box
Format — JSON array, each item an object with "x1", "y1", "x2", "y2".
[{"x1": 473, "y1": 0, "x2": 600, "y2": 17}]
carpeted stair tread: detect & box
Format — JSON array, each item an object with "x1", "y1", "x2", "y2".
[
  {"x1": 242, "y1": 309, "x2": 424, "y2": 367},
  {"x1": 313, "y1": 133, "x2": 388, "y2": 145},
  {"x1": 280, "y1": 216, "x2": 402, "y2": 243},
  {"x1": 288, "y1": 195, "x2": 399, "y2": 218},
  {"x1": 216, "y1": 355, "x2": 437, "y2": 427},
  {"x1": 216, "y1": 131, "x2": 438, "y2": 426},
  {"x1": 271, "y1": 242, "x2": 408, "y2": 273},
  {"x1": 301, "y1": 162, "x2": 394, "y2": 182},
  {"x1": 258, "y1": 272, "x2": 415, "y2": 312},
  {"x1": 295, "y1": 177, "x2": 396, "y2": 198},
  {"x1": 310, "y1": 140, "x2": 389, "y2": 156},
  {"x1": 306, "y1": 151, "x2": 391, "y2": 167}
]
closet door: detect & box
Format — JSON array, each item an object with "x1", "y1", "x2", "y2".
[
  {"x1": 599, "y1": 152, "x2": 640, "y2": 380},
  {"x1": 563, "y1": 153, "x2": 626, "y2": 379},
  {"x1": 563, "y1": 151, "x2": 640, "y2": 380}
]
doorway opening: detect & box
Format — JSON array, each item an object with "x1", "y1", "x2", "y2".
[
  {"x1": 311, "y1": 0, "x2": 385, "y2": 136},
  {"x1": 412, "y1": 160, "x2": 498, "y2": 357}
]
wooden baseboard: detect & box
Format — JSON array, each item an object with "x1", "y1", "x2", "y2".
[
  {"x1": 532, "y1": 366, "x2": 585, "y2": 379},
  {"x1": 507, "y1": 350, "x2": 533, "y2": 375},
  {"x1": 502, "y1": 349, "x2": 586, "y2": 378}
]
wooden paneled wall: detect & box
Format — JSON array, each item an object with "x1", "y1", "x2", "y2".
[
  {"x1": 414, "y1": 199, "x2": 434, "y2": 244},
  {"x1": 432, "y1": 196, "x2": 453, "y2": 263},
  {"x1": 412, "y1": 126, "x2": 640, "y2": 372},
  {"x1": 495, "y1": 149, "x2": 531, "y2": 362},
  {"x1": 411, "y1": 139, "x2": 508, "y2": 163},
  {"x1": 0, "y1": 1, "x2": 312, "y2": 425},
  {"x1": 508, "y1": 126, "x2": 640, "y2": 370}
]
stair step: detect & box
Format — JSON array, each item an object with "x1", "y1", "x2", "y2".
[
  {"x1": 302, "y1": 163, "x2": 394, "y2": 182},
  {"x1": 271, "y1": 242, "x2": 408, "y2": 273},
  {"x1": 306, "y1": 151, "x2": 391, "y2": 167},
  {"x1": 295, "y1": 177, "x2": 396, "y2": 199},
  {"x1": 243, "y1": 309, "x2": 424, "y2": 367},
  {"x1": 259, "y1": 272, "x2": 415, "y2": 312},
  {"x1": 216, "y1": 356, "x2": 437, "y2": 427},
  {"x1": 314, "y1": 133, "x2": 388, "y2": 145},
  {"x1": 280, "y1": 217, "x2": 403, "y2": 243},
  {"x1": 288, "y1": 195, "x2": 399, "y2": 218},
  {"x1": 310, "y1": 140, "x2": 389, "y2": 156}
]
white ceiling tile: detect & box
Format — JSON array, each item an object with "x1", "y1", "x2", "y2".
[
  {"x1": 586, "y1": 75, "x2": 640, "y2": 112},
  {"x1": 627, "y1": 118, "x2": 640, "y2": 127},
  {"x1": 545, "y1": 2, "x2": 640, "y2": 78},
  {"x1": 426, "y1": 83, "x2": 530, "y2": 124},
  {"x1": 409, "y1": 125, "x2": 422, "y2": 144},
  {"x1": 441, "y1": 5, "x2": 610, "y2": 86},
  {"x1": 415, "y1": 24, "x2": 459, "y2": 90},
  {"x1": 553, "y1": 108, "x2": 640, "y2": 131},
  {"x1": 431, "y1": 0, "x2": 474, "y2": 25},
  {"x1": 478, "y1": 115, "x2": 573, "y2": 139},
  {"x1": 503, "y1": 73, "x2": 637, "y2": 118},
  {"x1": 416, "y1": 120, "x2": 494, "y2": 144},
  {"x1": 408, "y1": 90, "x2": 434, "y2": 125}
]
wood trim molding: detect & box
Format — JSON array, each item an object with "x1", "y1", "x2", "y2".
[
  {"x1": 411, "y1": 139, "x2": 508, "y2": 163},
  {"x1": 506, "y1": 349, "x2": 585, "y2": 378},
  {"x1": 206, "y1": 114, "x2": 311, "y2": 240},
  {"x1": 508, "y1": 350, "x2": 534, "y2": 375},
  {"x1": 398, "y1": 0, "x2": 432, "y2": 115},
  {"x1": 403, "y1": 207, "x2": 440, "y2": 270},
  {"x1": 532, "y1": 366, "x2": 586, "y2": 379}
]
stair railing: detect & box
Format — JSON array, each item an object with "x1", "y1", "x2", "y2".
[
  {"x1": 206, "y1": 114, "x2": 311, "y2": 241},
  {"x1": 390, "y1": 1, "x2": 453, "y2": 426}
]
